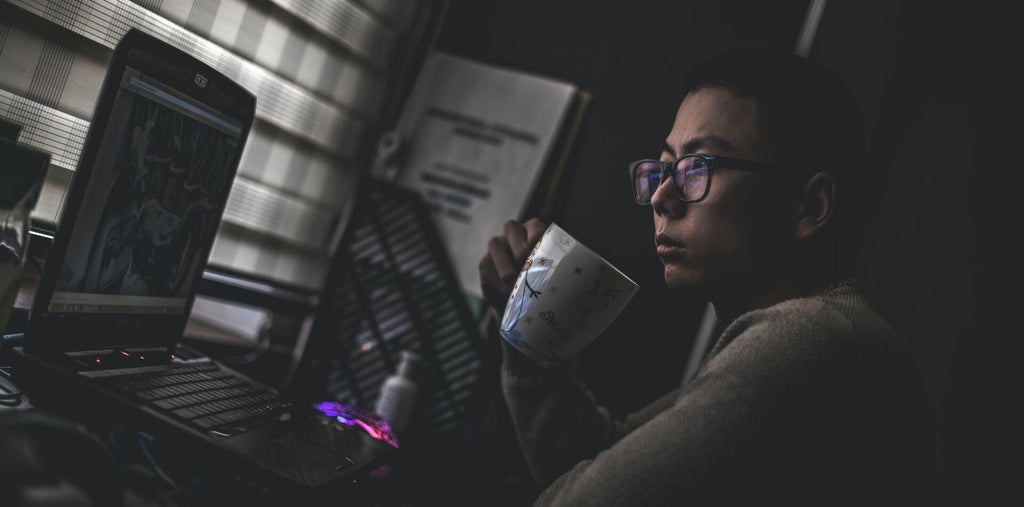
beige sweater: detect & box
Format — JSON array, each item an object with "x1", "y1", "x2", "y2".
[{"x1": 502, "y1": 281, "x2": 934, "y2": 506}]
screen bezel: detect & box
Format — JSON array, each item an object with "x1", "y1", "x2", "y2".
[{"x1": 26, "y1": 29, "x2": 255, "y2": 352}]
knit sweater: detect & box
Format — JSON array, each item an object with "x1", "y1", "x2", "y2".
[{"x1": 501, "y1": 281, "x2": 934, "y2": 506}]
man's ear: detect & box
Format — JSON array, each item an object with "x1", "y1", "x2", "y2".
[{"x1": 795, "y1": 172, "x2": 836, "y2": 240}]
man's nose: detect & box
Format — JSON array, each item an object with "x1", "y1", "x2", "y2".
[{"x1": 651, "y1": 175, "x2": 683, "y2": 218}]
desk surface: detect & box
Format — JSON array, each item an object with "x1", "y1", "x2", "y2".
[
  {"x1": 2, "y1": 269, "x2": 532, "y2": 507},
  {"x1": 0, "y1": 362, "x2": 536, "y2": 507}
]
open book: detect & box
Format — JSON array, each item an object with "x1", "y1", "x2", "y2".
[{"x1": 377, "y1": 51, "x2": 588, "y2": 302}]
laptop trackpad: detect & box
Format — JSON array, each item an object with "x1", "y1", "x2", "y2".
[{"x1": 272, "y1": 434, "x2": 352, "y2": 470}]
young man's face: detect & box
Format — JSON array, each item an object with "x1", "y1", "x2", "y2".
[{"x1": 653, "y1": 87, "x2": 799, "y2": 298}]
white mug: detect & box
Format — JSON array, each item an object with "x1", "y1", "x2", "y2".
[{"x1": 500, "y1": 223, "x2": 639, "y2": 367}]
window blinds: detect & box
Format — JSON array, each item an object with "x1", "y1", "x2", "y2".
[{"x1": 0, "y1": 0, "x2": 423, "y2": 291}]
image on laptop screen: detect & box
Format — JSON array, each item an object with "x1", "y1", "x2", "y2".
[{"x1": 47, "y1": 67, "x2": 244, "y2": 316}]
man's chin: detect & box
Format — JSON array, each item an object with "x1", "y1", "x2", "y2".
[{"x1": 663, "y1": 266, "x2": 704, "y2": 291}]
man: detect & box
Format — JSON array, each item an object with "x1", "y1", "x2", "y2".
[{"x1": 479, "y1": 47, "x2": 933, "y2": 505}]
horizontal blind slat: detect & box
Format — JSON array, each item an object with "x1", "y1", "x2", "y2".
[
  {"x1": 269, "y1": 0, "x2": 397, "y2": 64},
  {"x1": 8, "y1": 0, "x2": 365, "y2": 157},
  {"x1": 222, "y1": 176, "x2": 336, "y2": 250},
  {"x1": 0, "y1": 90, "x2": 352, "y2": 235},
  {"x1": 209, "y1": 222, "x2": 330, "y2": 291}
]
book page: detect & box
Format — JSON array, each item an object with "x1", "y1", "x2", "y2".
[{"x1": 388, "y1": 51, "x2": 577, "y2": 298}]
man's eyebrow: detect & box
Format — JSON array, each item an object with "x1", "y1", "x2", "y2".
[
  {"x1": 680, "y1": 135, "x2": 734, "y2": 155},
  {"x1": 661, "y1": 135, "x2": 734, "y2": 159},
  {"x1": 661, "y1": 142, "x2": 677, "y2": 159}
]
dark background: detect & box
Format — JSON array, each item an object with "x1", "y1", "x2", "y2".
[{"x1": 424, "y1": 1, "x2": 1021, "y2": 506}]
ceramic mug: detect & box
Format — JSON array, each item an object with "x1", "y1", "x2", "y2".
[{"x1": 499, "y1": 223, "x2": 639, "y2": 367}]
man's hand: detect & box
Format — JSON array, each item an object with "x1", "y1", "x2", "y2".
[{"x1": 479, "y1": 218, "x2": 548, "y2": 317}]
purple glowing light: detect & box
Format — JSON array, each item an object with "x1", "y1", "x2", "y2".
[{"x1": 313, "y1": 401, "x2": 400, "y2": 448}]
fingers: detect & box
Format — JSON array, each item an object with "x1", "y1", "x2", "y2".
[
  {"x1": 506, "y1": 218, "x2": 549, "y2": 263},
  {"x1": 523, "y1": 218, "x2": 548, "y2": 248},
  {"x1": 479, "y1": 218, "x2": 550, "y2": 315},
  {"x1": 479, "y1": 233, "x2": 517, "y2": 315},
  {"x1": 480, "y1": 278, "x2": 510, "y2": 318},
  {"x1": 504, "y1": 219, "x2": 529, "y2": 264},
  {"x1": 488, "y1": 233, "x2": 520, "y2": 289}
]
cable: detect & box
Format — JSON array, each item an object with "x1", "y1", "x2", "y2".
[
  {"x1": 138, "y1": 434, "x2": 178, "y2": 488},
  {"x1": 107, "y1": 425, "x2": 202, "y2": 504}
]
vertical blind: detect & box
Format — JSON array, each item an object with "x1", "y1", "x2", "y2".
[{"x1": 0, "y1": 0, "x2": 424, "y2": 291}]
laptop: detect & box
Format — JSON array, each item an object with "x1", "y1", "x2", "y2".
[{"x1": 12, "y1": 28, "x2": 394, "y2": 500}]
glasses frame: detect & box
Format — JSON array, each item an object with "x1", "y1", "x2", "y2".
[{"x1": 629, "y1": 153, "x2": 794, "y2": 205}]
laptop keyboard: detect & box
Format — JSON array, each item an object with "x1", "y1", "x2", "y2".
[{"x1": 103, "y1": 362, "x2": 292, "y2": 431}]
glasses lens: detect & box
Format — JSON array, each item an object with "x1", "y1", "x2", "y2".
[
  {"x1": 675, "y1": 156, "x2": 710, "y2": 201},
  {"x1": 632, "y1": 161, "x2": 663, "y2": 204}
]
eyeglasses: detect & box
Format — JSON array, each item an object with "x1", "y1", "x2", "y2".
[{"x1": 629, "y1": 154, "x2": 793, "y2": 205}]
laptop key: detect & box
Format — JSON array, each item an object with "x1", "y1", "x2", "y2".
[
  {"x1": 193, "y1": 416, "x2": 220, "y2": 429},
  {"x1": 216, "y1": 409, "x2": 252, "y2": 425},
  {"x1": 153, "y1": 399, "x2": 177, "y2": 410},
  {"x1": 173, "y1": 407, "x2": 201, "y2": 419}
]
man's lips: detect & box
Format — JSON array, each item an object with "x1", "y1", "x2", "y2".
[{"x1": 655, "y1": 234, "x2": 685, "y2": 256}]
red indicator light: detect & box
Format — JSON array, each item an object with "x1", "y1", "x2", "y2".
[
  {"x1": 119, "y1": 350, "x2": 131, "y2": 357},
  {"x1": 139, "y1": 355, "x2": 145, "y2": 360},
  {"x1": 95, "y1": 357, "x2": 101, "y2": 364}
]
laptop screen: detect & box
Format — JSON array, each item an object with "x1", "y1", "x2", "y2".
[
  {"x1": 28, "y1": 29, "x2": 254, "y2": 350},
  {"x1": 47, "y1": 68, "x2": 243, "y2": 316}
]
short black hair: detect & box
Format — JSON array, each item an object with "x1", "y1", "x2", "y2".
[{"x1": 680, "y1": 46, "x2": 867, "y2": 231}]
